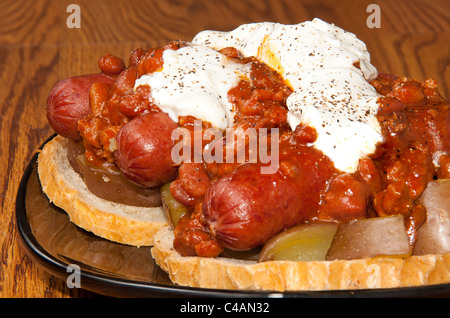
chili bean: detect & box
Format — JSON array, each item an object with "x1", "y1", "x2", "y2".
[
  {"x1": 318, "y1": 173, "x2": 369, "y2": 223},
  {"x1": 357, "y1": 158, "x2": 382, "y2": 195},
  {"x1": 137, "y1": 48, "x2": 164, "y2": 75},
  {"x1": 169, "y1": 179, "x2": 196, "y2": 207},
  {"x1": 219, "y1": 47, "x2": 244, "y2": 59},
  {"x1": 421, "y1": 78, "x2": 444, "y2": 103},
  {"x1": 89, "y1": 81, "x2": 111, "y2": 116},
  {"x1": 98, "y1": 53, "x2": 126, "y2": 76},
  {"x1": 392, "y1": 78, "x2": 425, "y2": 104},
  {"x1": 377, "y1": 97, "x2": 405, "y2": 115},
  {"x1": 128, "y1": 48, "x2": 146, "y2": 68},
  {"x1": 178, "y1": 162, "x2": 211, "y2": 198},
  {"x1": 112, "y1": 67, "x2": 137, "y2": 96},
  {"x1": 118, "y1": 93, "x2": 150, "y2": 118}
]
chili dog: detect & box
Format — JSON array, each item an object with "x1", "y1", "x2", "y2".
[
  {"x1": 40, "y1": 49, "x2": 180, "y2": 246},
  {"x1": 37, "y1": 18, "x2": 450, "y2": 292}
]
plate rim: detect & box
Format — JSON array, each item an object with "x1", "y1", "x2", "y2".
[{"x1": 14, "y1": 135, "x2": 450, "y2": 298}]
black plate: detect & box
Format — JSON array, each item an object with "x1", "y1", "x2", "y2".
[{"x1": 15, "y1": 135, "x2": 450, "y2": 298}]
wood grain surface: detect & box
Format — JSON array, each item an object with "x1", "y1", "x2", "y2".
[{"x1": 0, "y1": 0, "x2": 449, "y2": 298}]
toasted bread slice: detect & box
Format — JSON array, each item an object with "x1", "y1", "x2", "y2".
[
  {"x1": 151, "y1": 226, "x2": 450, "y2": 291},
  {"x1": 37, "y1": 135, "x2": 169, "y2": 246}
]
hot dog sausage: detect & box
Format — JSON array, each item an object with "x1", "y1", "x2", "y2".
[
  {"x1": 46, "y1": 73, "x2": 115, "y2": 140},
  {"x1": 202, "y1": 163, "x2": 302, "y2": 251},
  {"x1": 201, "y1": 145, "x2": 336, "y2": 251},
  {"x1": 114, "y1": 111, "x2": 178, "y2": 187}
]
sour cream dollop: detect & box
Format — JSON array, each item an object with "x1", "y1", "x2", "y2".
[
  {"x1": 134, "y1": 45, "x2": 251, "y2": 130},
  {"x1": 192, "y1": 18, "x2": 383, "y2": 172}
]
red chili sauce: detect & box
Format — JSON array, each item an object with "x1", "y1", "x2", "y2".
[
  {"x1": 171, "y1": 71, "x2": 450, "y2": 258},
  {"x1": 76, "y1": 42, "x2": 450, "y2": 258}
]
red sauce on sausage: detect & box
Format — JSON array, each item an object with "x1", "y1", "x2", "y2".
[
  {"x1": 172, "y1": 73, "x2": 449, "y2": 257},
  {"x1": 73, "y1": 42, "x2": 449, "y2": 258}
]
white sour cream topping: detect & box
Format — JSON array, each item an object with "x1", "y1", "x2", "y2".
[
  {"x1": 134, "y1": 45, "x2": 251, "y2": 130},
  {"x1": 192, "y1": 18, "x2": 383, "y2": 172}
]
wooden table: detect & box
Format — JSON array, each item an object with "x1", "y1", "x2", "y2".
[{"x1": 1, "y1": 0, "x2": 448, "y2": 298}]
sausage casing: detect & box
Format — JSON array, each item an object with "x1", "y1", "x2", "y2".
[{"x1": 46, "y1": 73, "x2": 114, "y2": 140}]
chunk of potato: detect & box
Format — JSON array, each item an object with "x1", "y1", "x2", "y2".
[
  {"x1": 326, "y1": 215, "x2": 411, "y2": 260},
  {"x1": 258, "y1": 223, "x2": 338, "y2": 262},
  {"x1": 413, "y1": 179, "x2": 450, "y2": 255}
]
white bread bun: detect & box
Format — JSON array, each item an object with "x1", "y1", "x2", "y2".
[
  {"x1": 37, "y1": 135, "x2": 169, "y2": 246},
  {"x1": 151, "y1": 226, "x2": 450, "y2": 291}
]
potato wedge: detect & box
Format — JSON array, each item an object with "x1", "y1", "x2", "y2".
[
  {"x1": 258, "y1": 223, "x2": 338, "y2": 262},
  {"x1": 326, "y1": 215, "x2": 411, "y2": 260},
  {"x1": 413, "y1": 179, "x2": 450, "y2": 255}
]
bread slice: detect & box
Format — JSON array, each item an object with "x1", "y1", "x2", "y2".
[
  {"x1": 151, "y1": 226, "x2": 450, "y2": 291},
  {"x1": 37, "y1": 135, "x2": 169, "y2": 246},
  {"x1": 37, "y1": 135, "x2": 450, "y2": 291}
]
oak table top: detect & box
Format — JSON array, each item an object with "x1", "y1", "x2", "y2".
[{"x1": 0, "y1": 0, "x2": 449, "y2": 298}]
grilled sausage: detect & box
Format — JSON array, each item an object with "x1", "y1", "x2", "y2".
[
  {"x1": 46, "y1": 73, "x2": 114, "y2": 140},
  {"x1": 202, "y1": 145, "x2": 336, "y2": 251},
  {"x1": 114, "y1": 111, "x2": 178, "y2": 187}
]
